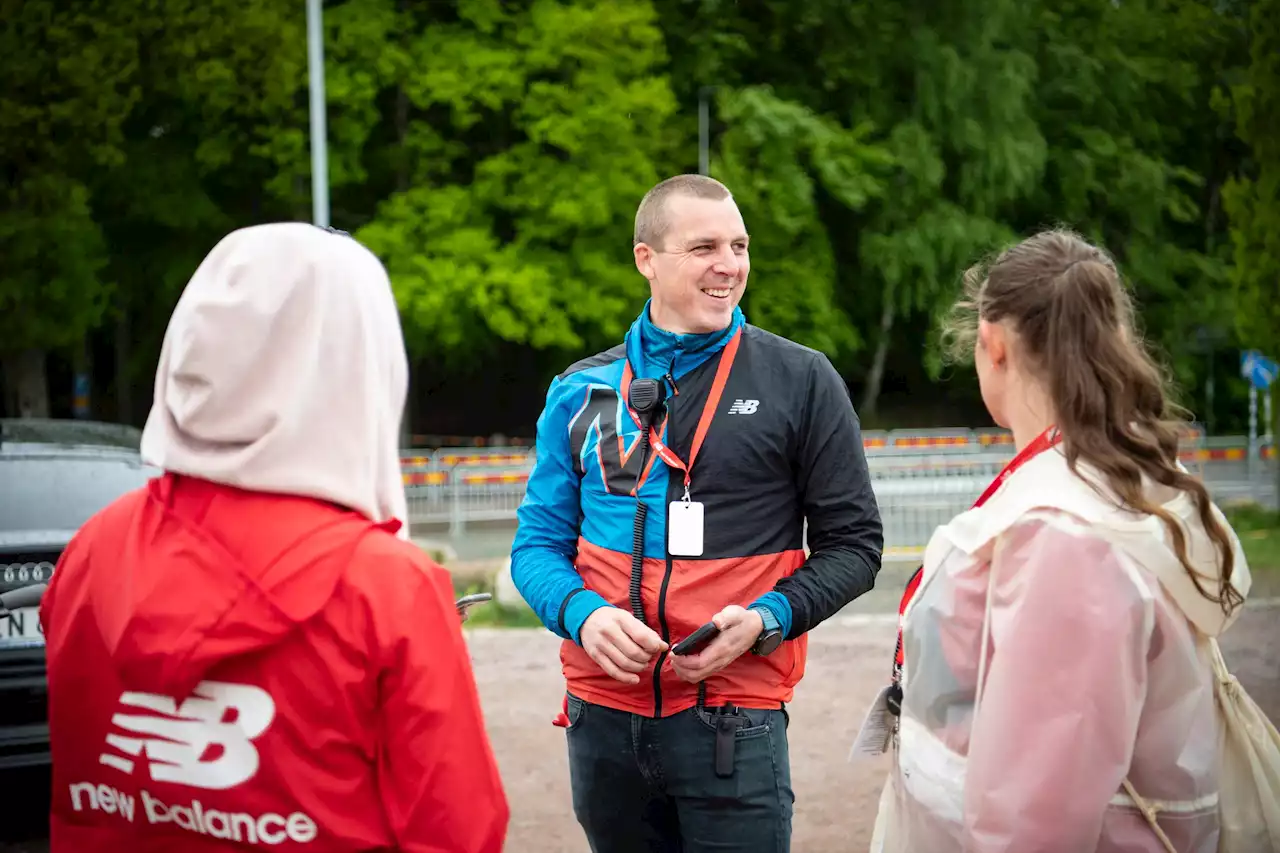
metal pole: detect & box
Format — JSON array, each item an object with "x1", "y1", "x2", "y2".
[
  {"x1": 1264, "y1": 384, "x2": 1274, "y2": 504},
  {"x1": 1266, "y1": 387, "x2": 1274, "y2": 443},
  {"x1": 698, "y1": 88, "x2": 710, "y2": 176},
  {"x1": 1206, "y1": 349, "x2": 1215, "y2": 434},
  {"x1": 1271, "y1": 385, "x2": 1280, "y2": 509},
  {"x1": 307, "y1": 0, "x2": 330, "y2": 228},
  {"x1": 1249, "y1": 384, "x2": 1258, "y2": 498}
]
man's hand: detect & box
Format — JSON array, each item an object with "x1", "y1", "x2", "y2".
[
  {"x1": 669, "y1": 605, "x2": 764, "y2": 684},
  {"x1": 579, "y1": 608, "x2": 668, "y2": 684}
]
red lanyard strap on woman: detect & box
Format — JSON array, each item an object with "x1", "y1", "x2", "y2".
[
  {"x1": 885, "y1": 425, "x2": 1062, "y2": 717},
  {"x1": 619, "y1": 327, "x2": 743, "y2": 498}
]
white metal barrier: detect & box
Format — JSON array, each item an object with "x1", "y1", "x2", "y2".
[{"x1": 402, "y1": 432, "x2": 1277, "y2": 551}]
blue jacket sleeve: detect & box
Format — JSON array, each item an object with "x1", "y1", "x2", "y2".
[{"x1": 510, "y1": 376, "x2": 613, "y2": 642}]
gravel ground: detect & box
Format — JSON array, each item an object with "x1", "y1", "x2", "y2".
[
  {"x1": 2, "y1": 603, "x2": 1276, "y2": 852},
  {"x1": 469, "y1": 603, "x2": 1280, "y2": 853}
]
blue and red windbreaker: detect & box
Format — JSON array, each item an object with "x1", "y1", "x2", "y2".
[{"x1": 511, "y1": 302, "x2": 883, "y2": 717}]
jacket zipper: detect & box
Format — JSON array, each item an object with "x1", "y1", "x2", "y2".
[{"x1": 651, "y1": 348, "x2": 681, "y2": 717}]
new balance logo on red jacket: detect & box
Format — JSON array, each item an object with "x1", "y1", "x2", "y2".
[
  {"x1": 99, "y1": 680, "x2": 274, "y2": 789},
  {"x1": 71, "y1": 680, "x2": 317, "y2": 846},
  {"x1": 42, "y1": 471, "x2": 509, "y2": 853}
]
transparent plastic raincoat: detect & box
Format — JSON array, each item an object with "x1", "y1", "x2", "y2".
[{"x1": 871, "y1": 446, "x2": 1252, "y2": 853}]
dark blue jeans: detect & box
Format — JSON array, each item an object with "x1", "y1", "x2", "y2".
[{"x1": 564, "y1": 692, "x2": 794, "y2": 853}]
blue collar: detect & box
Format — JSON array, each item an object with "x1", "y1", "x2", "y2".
[{"x1": 624, "y1": 299, "x2": 745, "y2": 383}]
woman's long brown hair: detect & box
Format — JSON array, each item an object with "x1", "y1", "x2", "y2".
[{"x1": 942, "y1": 229, "x2": 1242, "y2": 615}]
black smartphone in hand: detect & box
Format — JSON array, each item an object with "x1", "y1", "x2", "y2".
[{"x1": 671, "y1": 621, "x2": 720, "y2": 656}]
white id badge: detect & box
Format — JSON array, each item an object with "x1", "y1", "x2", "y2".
[
  {"x1": 668, "y1": 501, "x2": 705, "y2": 556},
  {"x1": 848, "y1": 684, "x2": 895, "y2": 762}
]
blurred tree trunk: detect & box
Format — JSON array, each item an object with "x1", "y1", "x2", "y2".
[
  {"x1": 115, "y1": 309, "x2": 133, "y2": 424},
  {"x1": 860, "y1": 293, "x2": 896, "y2": 417},
  {"x1": 2, "y1": 349, "x2": 49, "y2": 418}
]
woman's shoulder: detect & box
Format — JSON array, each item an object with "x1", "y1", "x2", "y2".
[{"x1": 936, "y1": 449, "x2": 1115, "y2": 556}]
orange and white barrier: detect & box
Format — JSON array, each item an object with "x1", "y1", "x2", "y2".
[{"x1": 460, "y1": 471, "x2": 530, "y2": 486}]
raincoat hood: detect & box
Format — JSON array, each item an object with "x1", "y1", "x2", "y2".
[
  {"x1": 140, "y1": 222, "x2": 409, "y2": 534},
  {"x1": 1082, "y1": 473, "x2": 1251, "y2": 638},
  {"x1": 943, "y1": 446, "x2": 1250, "y2": 637},
  {"x1": 101, "y1": 474, "x2": 391, "y2": 698}
]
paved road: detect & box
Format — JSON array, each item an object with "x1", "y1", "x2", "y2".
[{"x1": 3, "y1": 600, "x2": 1276, "y2": 852}]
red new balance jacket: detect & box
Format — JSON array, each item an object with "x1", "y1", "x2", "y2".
[{"x1": 40, "y1": 473, "x2": 509, "y2": 852}]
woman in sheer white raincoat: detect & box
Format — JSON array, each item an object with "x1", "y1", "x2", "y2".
[{"x1": 870, "y1": 229, "x2": 1252, "y2": 853}]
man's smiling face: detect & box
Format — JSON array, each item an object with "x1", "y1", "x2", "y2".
[{"x1": 634, "y1": 195, "x2": 750, "y2": 335}]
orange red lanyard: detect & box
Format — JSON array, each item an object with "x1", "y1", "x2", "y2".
[
  {"x1": 888, "y1": 425, "x2": 1062, "y2": 712},
  {"x1": 619, "y1": 327, "x2": 743, "y2": 498}
]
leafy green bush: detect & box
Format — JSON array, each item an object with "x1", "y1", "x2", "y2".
[
  {"x1": 1224, "y1": 503, "x2": 1280, "y2": 574},
  {"x1": 1223, "y1": 502, "x2": 1280, "y2": 533}
]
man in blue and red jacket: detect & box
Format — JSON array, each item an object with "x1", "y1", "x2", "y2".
[{"x1": 511, "y1": 174, "x2": 883, "y2": 852}]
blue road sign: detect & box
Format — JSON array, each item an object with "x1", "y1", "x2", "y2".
[
  {"x1": 72, "y1": 373, "x2": 90, "y2": 419},
  {"x1": 1241, "y1": 350, "x2": 1279, "y2": 390}
]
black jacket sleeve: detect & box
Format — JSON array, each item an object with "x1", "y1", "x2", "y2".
[{"x1": 774, "y1": 352, "x2": 884, "y2": 638}]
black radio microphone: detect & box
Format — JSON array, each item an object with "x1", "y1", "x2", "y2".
[{"x1": 629, "y1": 378, "x2": 663, "y2": 419}]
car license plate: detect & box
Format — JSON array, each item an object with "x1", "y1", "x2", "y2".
[{"x1": 1, "y1": 607, "x2": 44, "y2": 649}]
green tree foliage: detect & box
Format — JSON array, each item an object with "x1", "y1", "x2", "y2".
[
  {"x1": 714, "y1": 85, "x2": 892, "y2": 361},
  {"x1": 1023, "y1": 0, "x2": 1247, "y2": 400},
  {"x1": 0, "y1": 0, "x2": 320, "y2": 415},
  {"x1": 0, "y1": 0, "x2": 136, "y2": 413},
  {"x1": 655, "y1": 0, "x2": 1249, "y2": 418},
  {"x1": 94, "y1": 1, "x2": 313, "y2": 296},
  {"x1": 852, "y1": 0, "x2": 1041, "y2": 410},
  {"x1": 1224, "y1": 0, "x2": 1280, "y2": 360},
  {"x1": 0, "y1": 0, "x2": 1271, "y2": 436},
  {"x1": 354, "y1": 0, "x2": 679, "y2": 363}
]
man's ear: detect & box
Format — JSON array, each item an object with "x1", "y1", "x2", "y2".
[{"x1": 634, "y1": 243, "x2": 656, "y2": 280}]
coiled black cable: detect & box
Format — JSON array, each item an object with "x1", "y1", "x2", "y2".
[
  {"x1": 628, "y1": 427, "x2": 653, "y2": 624},
  {"x1": 625, "y1": 377, "x2": 663, "y2": 626}
]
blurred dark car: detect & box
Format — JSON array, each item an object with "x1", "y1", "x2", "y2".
[{"x1": 0, "y1": 418, "x2": 159, "y2": 770}]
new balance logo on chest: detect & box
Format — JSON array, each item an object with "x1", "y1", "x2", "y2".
[{"x1": 727, "y1": 399, "x2": 759, "y2": 415}]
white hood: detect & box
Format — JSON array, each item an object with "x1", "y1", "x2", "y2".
[{"x1": 140, "y1": 222, "x2": 410, "y2": 535}]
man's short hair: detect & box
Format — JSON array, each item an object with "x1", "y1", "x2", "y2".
[{"x1": 633, "y1": 174, "x2": 733, "y2": 248}]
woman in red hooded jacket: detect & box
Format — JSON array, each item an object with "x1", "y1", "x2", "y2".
[{"x1": 39, "y1": 223, "x2": 510, "y2": 852}]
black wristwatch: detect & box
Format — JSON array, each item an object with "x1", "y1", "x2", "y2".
[{"x1": 749, "y1": 605, "x2": 784, "y2": 656}]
